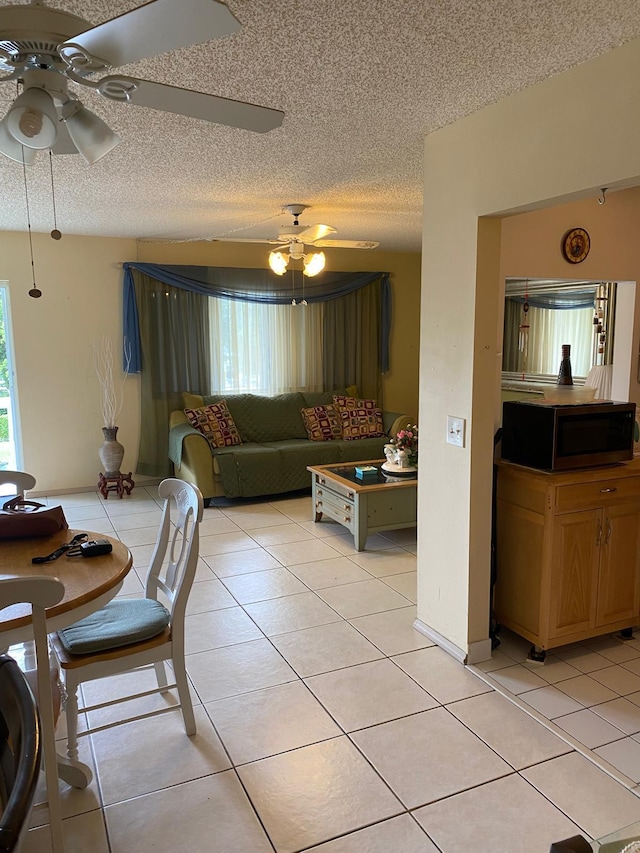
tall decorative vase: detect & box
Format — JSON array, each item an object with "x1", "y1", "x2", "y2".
[
  {"x1": 557, "y1": 344, "x2": 573, "y2": 386},
  {"x1": 98, "y1": 426, "x2": 124, "y2": 476}
]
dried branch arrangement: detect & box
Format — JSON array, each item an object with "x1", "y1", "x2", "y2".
[{"x1": 93, "y1": 335, "x2": 132, "y2": 428}]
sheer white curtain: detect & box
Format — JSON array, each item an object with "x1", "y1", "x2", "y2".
[
  {"x1": 527, "y1": 305, "x2": 593, "y2": 377},
  {"x1": 208, "y1": 297, "x2": 324, "y2": 395}
]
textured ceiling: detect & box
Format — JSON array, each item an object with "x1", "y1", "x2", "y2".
[{"x1": 1, "y1": 0, "x2": 640, "y2": 252}]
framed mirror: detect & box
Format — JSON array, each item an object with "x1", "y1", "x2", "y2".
[{"x1": 502, "y1": 278, "x2": 615, "y2": 390}]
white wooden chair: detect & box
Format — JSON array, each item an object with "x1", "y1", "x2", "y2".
[
  {"x1": 51, "y1": 479, "x2": 203, "y2": 759},
  {"x1": 0, "y1": 575, "x2": 65, "y2": 853},
  {"x1": 0, "y1": 472, "x2": 36, "y2": 499}
]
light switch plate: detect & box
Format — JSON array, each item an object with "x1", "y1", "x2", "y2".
[{"x1": 447, "y1": 416, "x2": 465, "y2": 447}]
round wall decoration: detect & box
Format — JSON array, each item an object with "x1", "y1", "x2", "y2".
[{"x1": 562, "y1": 228, "x2": 591, "y2": 264}]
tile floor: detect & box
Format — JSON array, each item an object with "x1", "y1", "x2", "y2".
[{"x1": 14, "y1": 485, "x2": 640, "y2": 852}]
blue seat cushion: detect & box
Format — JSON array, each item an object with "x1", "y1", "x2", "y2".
[{"x1": 58, "y1": 599, "x2": 171, "y2": 655}]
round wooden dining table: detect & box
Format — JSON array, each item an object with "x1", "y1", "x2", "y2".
[
  {"x1": 0, "y1": 529, "x2": 132, "y2": 647},
  {"x1": 0, "y1": 529, "x2": 132, "y2": 789}
]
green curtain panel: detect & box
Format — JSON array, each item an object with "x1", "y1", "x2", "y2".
[{"x1": 133, "y1": 272, "x2": 211, "y2": 477}]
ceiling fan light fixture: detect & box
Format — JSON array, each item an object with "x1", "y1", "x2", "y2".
[
  {"x1": 303, "y1": 251, "x2": 325, "y2": 277},
  {"x1": 6, "y1": 88, "x2": 58, "y2": 149},
  {"x1": 0, "y1": 119, "x2": 37, "y2": 164},
  {"x1": 269, "y1": 250, "x2": 288, "y2": 275},
  {"x1": 61, "y1": 99, "x2": 121, "y2": 164}
]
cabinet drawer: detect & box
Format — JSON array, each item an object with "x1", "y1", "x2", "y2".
[
  {"x1": 313, "y1": 473, "x2": 355, "y2": 502},
  {"x1": 315, "y1": 491, "x2": 354, "y2": 529},
  {"x1": 556, "y1": 476, "x2": 640, "y2": 510}
]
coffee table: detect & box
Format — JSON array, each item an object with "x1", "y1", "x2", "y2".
[{"x1": 307, "y1": 460, "x2": 417, "y2": 551}]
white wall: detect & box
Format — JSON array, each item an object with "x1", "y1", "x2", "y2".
[{"x1": 418, "y1": 36, "x2": 640, "y2": 661}]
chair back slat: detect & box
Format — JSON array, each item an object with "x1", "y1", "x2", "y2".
[{"x1": 144, "y1": 480, "x2": 203, "y2": 622}]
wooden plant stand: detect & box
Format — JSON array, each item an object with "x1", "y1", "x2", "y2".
[{"x1": 98, "y1": 471, "x2": 135, "y2": 499}]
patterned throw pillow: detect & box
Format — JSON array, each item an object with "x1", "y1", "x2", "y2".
[
  {"x1": 184, "y1": 401, "x2": 242, "y2": 449},
  {"x1": 339, "y1": 406, "x2": 386, "y2": 440},
  {"x1": 301, "y1": 405, "x2": 342, "y2": 441},
  {"x1": 333, "y1": 394, "x2": 378, "y2": 411}
]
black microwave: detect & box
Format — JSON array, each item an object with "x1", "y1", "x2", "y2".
[{"x1": 501, "y1": 400, "x2": 636, "y2": 471}]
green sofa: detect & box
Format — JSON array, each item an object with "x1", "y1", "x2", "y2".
[{"x1": 169, "y1": 390, "x2": 413, "y2": 501}]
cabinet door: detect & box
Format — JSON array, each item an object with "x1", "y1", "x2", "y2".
[
  {"x1": 549, "y1": 509, "x2": 601, "y2": 640},
  {"x1": 596, "y1": 503, "x2": 640, "y2": 627}
]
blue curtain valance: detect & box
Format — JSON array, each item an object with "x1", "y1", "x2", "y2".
[{"x1": 123, "y1": 262, "x2": 391, "y2": 373}]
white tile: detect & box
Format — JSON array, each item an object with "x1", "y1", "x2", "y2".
[
  {"x1": 392, "y1": 646, "x2": 492, "y2": 704},
  {"x1": 25, "y1": 809, "x2": 110, "y2": 853},
  {"x1": 204, "y1": 548, "x2": 282, "y2": 576},
  {"x1": 349, "y1": 547, "x2": 417, "y2": 577},
  {"x1": 520, "y1": 685, "x2": 584, "y2": 719},
  {"x1": 223, "y1": 508, "x2": 291, "y2": 530},
  {"x1": 378, "y1": 527, "x2": 417, "y2": 546},
  {"x1": 249, "y1": 522, "x2": 316, "y2": 546},
  {"x1": 266, "y1": 538, "x2": 343, "y2": 566},
  {"x1": 306, "y1": 814, "x2": 437, "y2": 852},
  {"x1": 220, "y1": 566, "x2": 309, "y2": 603},
  {"x1": 522, "y1": 752, "x2": 640, "y2": 839},
  {"x1": 380, "y1": 570, "x2": 417, "y2": 602},
  {"x1": 522, "y1": 655, "x2": 582, "y2": 684},
  {"x1": 494, "y1": 630, "x2": 532, "y2": 663},
  {"x1": 349, "y1": 606, "x2": 433, "y2": 656},
  {"x1": 413, "y1": 774, "x2": 582, "y2": 853},
  {"x1": 595, "y1": 642, "x2": 640, "y2": 665},
  {"x1": 475, "y1": 649, "x2": 518, "y2": 673},
  {"x1": 288, "y1": 557, "x2": 374, "y2": 589},
  {"x1": 555, "y1": 674, "x2": 619, "y2": 706},
  {"x1": 487, "y1": 663, "x2": 549, "y2": 694},
  {"x1": 111, "y1": 524, "x2": 158, "y2": 547},
  {"x1": 63, "y1": 504, "x2": 108, "y2": 522},
  {"x1": 316, "y1": 578, "x2": 412, "y2": 619},
  {"x1": 104, "y1": 771, "x2": 273, "y2": 853},
  {"x1": 243, "y1": 591, "x2": 342, "y2": 636},
  {"x1": 448, "y1": 691, "x2": 572, "y2": 769},
  {"x1": 591, "y1": 665, "x2": 640, "y2": 696},
  {"x1": 323, "y1": 532, "x2": 399, "y2": 555},
  {"x1": 197, "y1": 516, "x2": 242, "y2": 537},
  {"x1": 186, "y1": 639, "x2": 298, "y2": 702},
  {"x1": 351, "y1": 707, "x2": 511, "y2": 808},
  {"x1": 92, "y1": 705, "x2": 230, "y2": 805},
  {"x1": 205, "y1": 680, "x2": 341, "y2": 764},
  {"x1": 110, "y1": 509, "x2": 163, "y2": 531},
  {"x1": 237, "y1": 737, "x2": 403, "y2": 853},
  {"x1": 271, "y1": 621, "x2": 384, "y2": 678},
  {"x1": 591, "y1": 697, "x2": 640, "y2": 735},
  {"x1": 622, "y1": 657, "x2": 640, "y2": 677},
  {"x1": 185, "y1": 606, "x2": 264, "y2": 654},
  {"x1": 554, "y1": 709, "x2": 627, "y2": 749},
  {"x1": 198, "y1": 530, "x2": 260, "y2": 556},
  {"x1": 305, "y1": 658, "x2": 438, "y2": 731},
  {"x1": 185, "y1": 577, "x2": 237, "y2": 614},
  {"x1": 595, "y1": 737, "x2": 640, "y2": 782},
  {"x1": 556, "y1": 646, "x2": 613, "y2": 673}
]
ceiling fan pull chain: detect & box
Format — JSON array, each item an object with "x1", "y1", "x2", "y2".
[
  {"x1": 49, "y1": 150, "x2": 61, "y2": 240},
  {"x1": 21, "y1": 155, "x2": 41, "y2": 298}
]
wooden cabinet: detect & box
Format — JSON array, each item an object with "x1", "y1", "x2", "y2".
[{"x1": 494, "y1": 459, "x2": 640, "y2": 654}]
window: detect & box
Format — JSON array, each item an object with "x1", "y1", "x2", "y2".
[{"x1": 208, "y1": 298, "x2": 325, "y2": 395}]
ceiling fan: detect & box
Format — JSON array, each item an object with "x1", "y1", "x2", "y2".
[
  {"x1": 219, "y1": 204, "x2": 380, "y2": 276},
  {"x1": 0, "y1": 0, "x2": 284, "y2": 165}
]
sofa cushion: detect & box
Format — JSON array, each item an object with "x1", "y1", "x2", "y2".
[
  {"x1": 339, "y1": 406, "x2": 386, "y2": 440},
  {"x1": 184, "y1": 402, "x2": 242, "y2": 449},
  {"x1": 301, "y1": 405, "x2": 342, "y2": 441}
]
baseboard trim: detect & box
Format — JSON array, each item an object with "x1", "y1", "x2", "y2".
[
  {"x1": 413, "y1": 620, "x2": 492, "y2": 665},
  {"x1": 413, "y1": 619, "x2": 467, "y2": 663}
]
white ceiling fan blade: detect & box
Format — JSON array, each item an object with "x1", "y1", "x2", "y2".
[
  {"x1": 313, "y1": 239, "x2": 380, "y2": 249},
  {"x1": 297, "y1": 223, "x2": 336, "y2": 243},
  {"x1": 124, "y1": 79, "x2": 284, "y2": 133},
  {"x1": 212, "y1": 237, "x2": 281, "y2": 244},
  {"x1": 62, "y1": 0, "x2": 241, "y2": 69}
]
